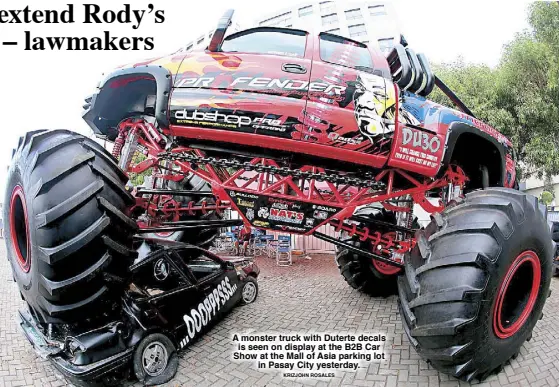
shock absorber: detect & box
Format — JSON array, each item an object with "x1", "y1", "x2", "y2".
[
  {"x1": 390, "y1": 194, "x2": 414, "y2": 262},
  {"x1": 112, "y1": 130, "x2": 126, "y2": 159},
  {"x1": 395, "y1": 194, "x2": 414, "y2": 236},
  {"x1": 118, "y1": 130, "x2": 139, "y2": 171},
  {"x1": 443, "y1": 181, "x2": 464, "y2": 204}
]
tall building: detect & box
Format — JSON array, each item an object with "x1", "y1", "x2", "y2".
[
  {"x1": 181, "y1": 22, "x2": 243, "y2": 53},
  {"x1": 182, "y1": 2, "x2": 399, "y2": 54},
  {"x1": 254, "y1": 1, "x2": 400, "y2": 53}
]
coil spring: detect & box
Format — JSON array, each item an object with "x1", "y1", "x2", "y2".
[{"x1": 112, "y1": 132, "x2": 125, "y2": 159}]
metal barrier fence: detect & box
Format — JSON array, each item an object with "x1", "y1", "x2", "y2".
[
  {"x1": 548, "y1": 211, "x2": 559, "y2": 222},
  {"x1": 293, "y1": 224, "x2": 338, "y2": 254}
]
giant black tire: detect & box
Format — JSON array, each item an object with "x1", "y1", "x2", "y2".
[
  {"x1": 335, "y1": 208, "x2": 402, "y2": 297},
  {"x1": 398, "y1": 188, "x2": 553, "y2": 381},
  {"x1": 4, "y1": 130, "x2": 137, "y2": 324},
  {"x1": 143, "y1": 174, "x2": 221, "y2": 248}
]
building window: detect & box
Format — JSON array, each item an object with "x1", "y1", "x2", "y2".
[
  {"x1": 345, "y1": 9, "x2": 362, "y2": 21},
  {"x1": 326, "y1": 28, "x2": 341, "y2": 35},
  {"x1": 369, "y1": 5, "x2": 387, "y2": 16},
  {"x1": 197, "y1": 35, "x2": 205, "y2": 45},
  {"x1": 186, "y1": 43, "x2": 193, "y2": 51},
  {"x1": 378, "y1": 37, "x2": 394, "y2": 52},
  {"x1": 322, "y1": 13, "x2": 338, "y2": 26},
  {"x1": 299, "y1": 5, "x2": 313, "y2": 17},
  {"x1": 260, "y1": 11, "x2": 292, "y2": 27},
  {"x1": 348, "y1": 24, "x2": 367, "y2": 38},
  {"x1": 320, "y1": 1, "x2": 336, "y2": 14}
]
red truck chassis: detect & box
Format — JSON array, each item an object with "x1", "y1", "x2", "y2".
[{"x1": 118, "y1": 117, "x2": 468, "y2": 270}]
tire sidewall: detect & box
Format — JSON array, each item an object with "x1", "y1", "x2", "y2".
[
  {"x1": 4, "y1": 130, "x2": 137, "y2": 324},
  {"x1": 133, "y1": 333, "x2": 178, "y2": 385},
  {"x1": 240, "y1": 277, "x2": 258, "y2": 305},
  {"x1": 4, "y1": 155, "x2": 36, "y2": 294},
  {"x1": 465, "y1": 208, "x2": 552, "y2": 369}
]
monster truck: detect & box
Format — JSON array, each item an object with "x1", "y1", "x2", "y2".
[{"x1": 4, "y1": 9, "x2": 552, "y2": 383}]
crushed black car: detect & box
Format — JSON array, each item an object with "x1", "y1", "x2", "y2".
[{"x1": 19, "y1": 238, "x2": 259, "y2": 386}]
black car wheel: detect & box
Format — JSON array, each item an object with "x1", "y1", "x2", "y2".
[
  {"x1": 133, "y1": 333, "x2": 178, "y2": 386},
  {"x1": 240, "y1": 277, "x2": 258, "y2": 305}
]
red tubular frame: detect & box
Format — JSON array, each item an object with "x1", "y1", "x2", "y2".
[
  {"x1": 168, "y1": 146, "x2": 466, "y2": 238},
  {"x1": 117, "y1": 119, "x2": 467, "y2": 251}
]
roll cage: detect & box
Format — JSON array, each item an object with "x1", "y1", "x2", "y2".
[{"x1": 128, "y1": 240, "x2": 233, "y2": 303}]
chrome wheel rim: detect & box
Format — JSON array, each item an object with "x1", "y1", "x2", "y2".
[
  {"x1": 242, "y1": 282, "x2": 257, "y2": 303},
  {"x1": 142, "y1": 341, "x2": 168, "y2": 377}
]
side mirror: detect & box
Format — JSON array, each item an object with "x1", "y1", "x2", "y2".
[
  {"x1": 207, "y1": 9, "x2": 234, "y2": 52},
  {"x1": 222, "y1": 260, "x2": 233, "y2": 268}
]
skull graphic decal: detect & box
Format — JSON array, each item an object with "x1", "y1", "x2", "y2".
[{"x1": 353, "y1": 74, "x2": 419, "y2": 143}]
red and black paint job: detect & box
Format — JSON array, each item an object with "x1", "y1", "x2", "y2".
[
  {"x1": 78, "y1": 8, "x2": 519, "y2": 292},
  {"x1": 79, "y1": 13, "x2": 517, "y2": 259},
  {"x1": 83, "y1": 32, "x2": 515, "y2": 187}
]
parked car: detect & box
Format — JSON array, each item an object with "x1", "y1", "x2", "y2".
[{"x1": 19, "y1": 238, "x2": 259, "y2": 386}]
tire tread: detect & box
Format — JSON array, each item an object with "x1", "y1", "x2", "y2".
[
  {"x1": 5, "y1": 130, "x2": 137, "y2": 323},
  {"x1": 398, "y1": 188, "x2": 552, "y2": 381}
]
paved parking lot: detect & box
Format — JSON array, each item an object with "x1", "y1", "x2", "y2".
[{"x1": 1, "y1": 242, "x2": 559, "y2": 387}]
